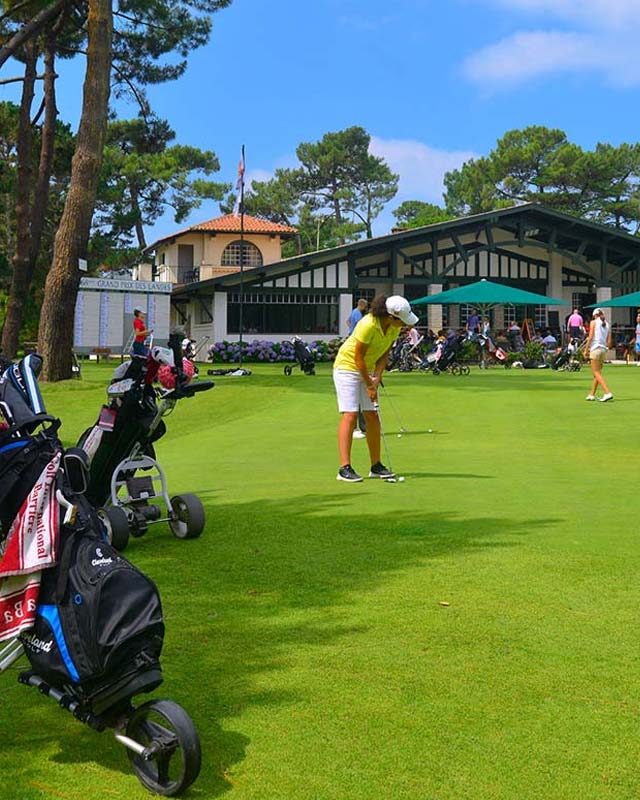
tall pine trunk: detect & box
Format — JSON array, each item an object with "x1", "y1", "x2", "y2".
[
  {"x1": 3, "y1": 44, "x2": 35, "y2": 357},
  {"x1": 2, "y1": 38, "x2": 58, "y2": 358},
  {"x1": 37, "y1": 0, "x2": 112, "y2": 381}
]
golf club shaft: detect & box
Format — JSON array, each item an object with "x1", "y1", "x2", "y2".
[
  {"x1": 380, "y1": 382, "x2": 406, "y2": 431},
  {"x1": 374, "y1": 402, "x2": 394, "y2": 473}
]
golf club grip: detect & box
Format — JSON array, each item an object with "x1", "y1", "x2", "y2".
[{"x1": 186, "y1": 380, "x2": 214, "y2": 394}]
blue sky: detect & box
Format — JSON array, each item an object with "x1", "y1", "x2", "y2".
[{"x1": 3, "y1": 0, "x2": 640, "y2": 243}]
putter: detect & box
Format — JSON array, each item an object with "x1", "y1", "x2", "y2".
[
  {"x1": 373, "y1": 402, "x2": 404, "y2": 483},
  {"x1": 379, "y1": 381, "x2": 407, "y2": 433}
]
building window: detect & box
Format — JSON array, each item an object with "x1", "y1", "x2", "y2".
[
  {"x1": 227, "y1": 292, "x2": 339, "y2": 334},
  {"x1": 221, "y1": 240, "x2": 263, "y2": 268}
]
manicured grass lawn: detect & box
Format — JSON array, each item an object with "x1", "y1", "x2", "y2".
[{"x1": 1, "y1": 360, "x2": 639, "y2": 799}]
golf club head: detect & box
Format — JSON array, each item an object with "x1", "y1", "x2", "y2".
[{"x1": 385, "y1": 477, "x2": 397, "y2": 483}]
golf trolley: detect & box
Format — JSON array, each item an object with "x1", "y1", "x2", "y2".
[
  {"x1": 0, "y1": 637, "x2": 201, "y2": 796},
  {"x1": 80, "y1": 333, "x2": 214, "y2": 552},
  {"x1": 283, "y1": 336, "x2": 316, "y2": 376},
  {"x1": 0, "y1": 354, "x2": 202, "y2": 796}
]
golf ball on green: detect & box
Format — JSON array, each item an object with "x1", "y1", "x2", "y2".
[{"x1": 398, "y1": 476, "x2": 405, "y2": 482}]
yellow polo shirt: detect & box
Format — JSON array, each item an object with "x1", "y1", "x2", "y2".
[{"x1": 333, "y1": 314, "x2": 401, "y2": 373}]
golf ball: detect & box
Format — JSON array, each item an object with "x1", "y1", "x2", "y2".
[
  {"x1": 397, "y1": 434, "x2": 402, "y2": 438},
  {"x1": 398, "y1": 476, "x2": 405, "y2": 482},
  {"x1": 428, "y1": 428, "x2": 433, "y2": 433}
]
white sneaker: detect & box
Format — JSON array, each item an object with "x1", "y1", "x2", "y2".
[
  {"x1": 352, "y1": 429, "x2": 366, "y2": 439},
  {"x1": 599, "y1": 393, "x2": 613, "y2": 402},
  {"x1": 585, "y1": 395, "x2": 595, "y2": 401}
]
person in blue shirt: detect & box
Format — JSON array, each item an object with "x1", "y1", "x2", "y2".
[
  {"x1": 347, "y1": 298, "x2": 368, "y2": 335},
  {"x1": 347, "y1": 299, "x2": 369, "y2": 438}
]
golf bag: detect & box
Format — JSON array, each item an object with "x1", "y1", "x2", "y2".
[
  {"x1": 387, "y1": 332, "x2": 425, "y2": 372},
  {"x1": 475, "y1": 333, "x2": 509, "y2": 368},
  {"x1": 284, "y1": 336, "x2": 316, "y2": 376},
  {"x1": 551, "y1": 338, "x2": 583, "y2": 371},
  {"x1": 80, "y1": 333, "x2": 211, "y2": 509},
  {"x1": 0, "y1": 355, "x2": 164, "y2": 717}
]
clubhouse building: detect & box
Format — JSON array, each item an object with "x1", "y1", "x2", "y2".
[{"x1": 139, "y1": 204, "x2": 640, "y2": 342}]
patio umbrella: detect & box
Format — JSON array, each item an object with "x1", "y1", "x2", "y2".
[
  {"x1": 585, "y1": 291, "x2": 640, "y2": 308},
  {"x1": 411, "y1": 279, "x2": 566, "y2": 308}
]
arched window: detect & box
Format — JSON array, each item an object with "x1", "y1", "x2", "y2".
[{"x1": 221, "y1": 240, "x2": 263, "y2": 268}]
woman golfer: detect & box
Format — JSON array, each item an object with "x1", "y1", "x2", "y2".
[
  {"x1": 584, "y1": 307, "x2": 613, "y2": 402},
  {"x1": 333, "y1": 294, "x2": 418, "y2": 482}
]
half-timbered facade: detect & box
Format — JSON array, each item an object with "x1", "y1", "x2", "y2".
[{"x1": 169, "y1": 204, "x2": 640, "y2": 342}]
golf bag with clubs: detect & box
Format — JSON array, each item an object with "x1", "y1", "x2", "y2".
[
  {"x1": 0, "y1": 353, "x2": 201, "y2": 796},
  {"x1": 78, "y1": 332, "x2": 214, "y2": 550},
  {"x1": 551, "y1": 337, "x2": 583, "y2": 371},
  {"x1": 283, "y1": 336, "x2": 316, "y2": 376}
]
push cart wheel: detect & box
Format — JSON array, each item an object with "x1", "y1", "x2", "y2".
[
  {"x1": 461, "y1": 366, "x2": 471, "y2": 375},
  {"x1": 169, "y1": 494, "x2": 205, "y2": 539},
  {"x1": 451, "y1": 365, "x2": 460, "y2": 375},
  {"x1": 126, "y1": 699, "x2": 201, "y2": 797},
  {"x1": 284, "y1": 365, "x2": 293, "y2": 376},
  {"x1": 97, "y1": 506, "x2": 130, "y2": 552}
]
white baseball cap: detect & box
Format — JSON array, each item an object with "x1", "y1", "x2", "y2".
[
  {"x1": 592, "y1": 307, "x2": 603, "y2": 317},
  {"x1": 386, "y1": 296, "x2": 419, "y2": 326},
  {"x1": 133, "y1": 306, "x2": 146, "y2": 314}
]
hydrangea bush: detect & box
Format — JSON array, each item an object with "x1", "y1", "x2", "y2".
[{"x1": 207, "y1": 338, "x2": 344, "y2": 364}]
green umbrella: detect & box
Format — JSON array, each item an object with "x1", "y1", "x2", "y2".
[
  {"x1": 585, "y1": 291, "x2": 640, "y2": 308},
  {"x1": 412, "y1": 279, "x2": 566, "y2": 308}
]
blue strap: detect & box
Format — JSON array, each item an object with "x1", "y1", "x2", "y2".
[
  {"x1": 36, "y1": 605, "x2": 80, "y2": 682},
  {"x1": 0, "y1": 440, "x2": 27, "y2": 454}
]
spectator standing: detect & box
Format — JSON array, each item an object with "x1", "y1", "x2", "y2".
[
  {"x1": 347, "y1": 298, "x2": 369, "y2": 438},
  {"x1": 347, "y1": 298, "x2": 368, "y2": 335},
  {"x1": 132, "y1": 307, "x2": 152, "y2": 357},
  {"x1": 566, "y1": 308, "x2": 584, "y2": 341},
  {"x1": 466, "y1": 309, "x2": 481, "y2": 338},
  {"x1": 634, "y1": 311, "x2": 640, "y2": 365}
]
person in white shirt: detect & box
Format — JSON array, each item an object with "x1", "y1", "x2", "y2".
[{"x1": 584, "y1": 308, "x2": 613, "y2": 402}]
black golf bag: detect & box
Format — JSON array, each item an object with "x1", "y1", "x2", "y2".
[
  {"x1": 0, "y1": 355, "x2": 164, "y2": 717},
  {"x1": 80, "y1": 332, "x2": 211, "y2": 509},
  {"x1": 284, "y1": 336, "x2": 316, "y2": 376},
  {"x1": 420, "y1": 333, "x2": 468, "y2": 375},
  {"x1": 551, "y1": 338, "x2": 582, "y2": 371}
]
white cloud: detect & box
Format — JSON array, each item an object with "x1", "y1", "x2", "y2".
[
  {"x1": 463, "y1": 0, "x2": 640, "y2": 88},
  {"x1": 462, "y1": 29, "x2": 640, "y2": 87},
  {"x1": 489, "y1": 0, "x2": 640, "y2": 30},
  {"x1": 369, "y1": 136, "x2": 477, "y2": 204}
]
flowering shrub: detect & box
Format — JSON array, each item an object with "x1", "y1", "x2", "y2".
[{"x1": 207, "y1": 338, "x2": 344, "y2": 364}]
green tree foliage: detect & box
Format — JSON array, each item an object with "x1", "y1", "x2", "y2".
[
  {"x1": 392, "y1": 200, "x2": 453, "y2": 229},
  {"x1": 224, "y1": 126, "x2": 398, "y2": 252},
  {"x1": 93, "y1": 114, "x2": 229, "y2": 268},
  {"x1": 444, "y1": 126, "x2": 640, "y2": 233}
]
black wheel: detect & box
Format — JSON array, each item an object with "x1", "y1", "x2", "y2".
[
  {"x1": 169, "y1": 494, "x2": 205, "y2": 539},
  {"x1": 97, "y1": 506, "x2": 130, "y2": 551},
  {"x1": 432, "y1": 367, "x2": 440, "y2": 375},
  {"x1": 451, "y1": 365, "x2": 460, "y2": 375},
  {"x1": 126, "y1": 699, "x2": 201, "y2": 797},
  {"x1": 461, "y1": 366, "x2": 471, "y2": 375},
  {"x1": 283, "y1": 365, "x2": 293, "y2": 376}
]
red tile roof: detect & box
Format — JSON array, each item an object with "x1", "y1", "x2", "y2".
[
  {"x1": 191, "y1": 214, "x2": 297, "y2": 235},
  {"x1": 146, "y1": 214, "x2": 297, "y2": 252}
]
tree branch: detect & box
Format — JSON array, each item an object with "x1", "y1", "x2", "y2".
[{"x1": 0, "y1": 0, "x2": 68, "y2": 69}]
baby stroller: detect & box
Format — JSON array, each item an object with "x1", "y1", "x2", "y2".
[
  {"x1": 420, "y1": 333, "x2": 470, "y2": 375},
  {"x1": 551, "y1": 337, "x2": 583, "y2": 371},
  {"x1": 387, "y1": 332, "x2": 425, "y2": 372},
  {"x1": 0, "y1": 353, "x2": 201, "y2": 796},
  {"x1": 79, "y1": 332, "x2": 214, "y2": 551},
  {"x1": 283, "y1": 336, "x2": 316, "y2": 376}
]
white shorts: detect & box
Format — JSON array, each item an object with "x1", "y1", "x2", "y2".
[{"x1": 333, "y1": 369, "x2": 375, "y2": 413}]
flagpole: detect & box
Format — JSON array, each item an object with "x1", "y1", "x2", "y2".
[{"x1": 238, "y1": 145, "x2": 245, "y2": 367}]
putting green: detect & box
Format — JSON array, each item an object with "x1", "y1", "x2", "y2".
[{"x1": 1, "y1": 361, "x2": 638, "y2": 800}]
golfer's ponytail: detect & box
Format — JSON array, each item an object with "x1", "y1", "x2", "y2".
[{"x1": 370, "y1": 294, "x2": 388, "y2": 317}]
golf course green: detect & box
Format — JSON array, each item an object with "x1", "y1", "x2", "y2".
[{"x1": 1, "y1": 361, "x2": 638, "y2": 800}]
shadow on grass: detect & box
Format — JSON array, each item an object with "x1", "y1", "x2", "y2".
[{"x1": 1, "y1": 491, "x2": 562, "y2": 798}]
